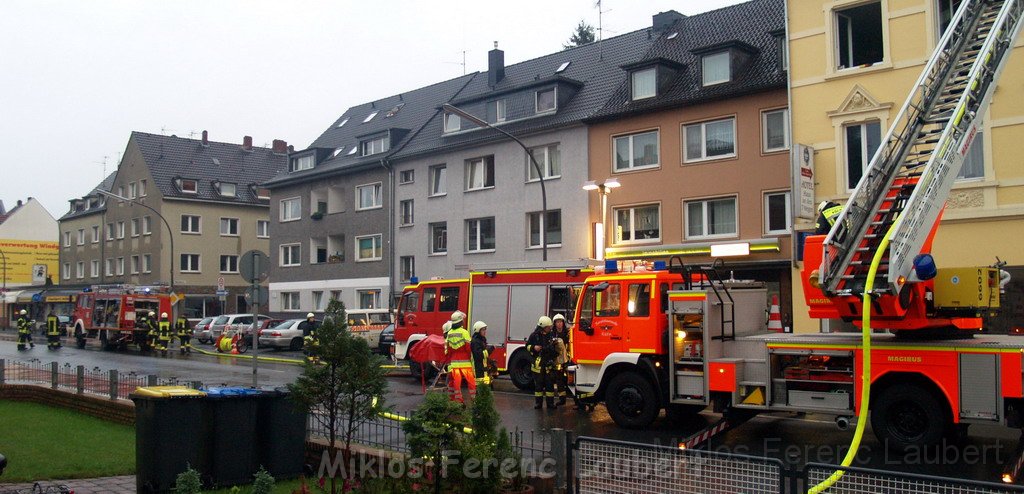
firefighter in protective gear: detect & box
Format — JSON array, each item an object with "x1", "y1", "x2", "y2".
[
  {"x1": 45, "y1": 311, "x2": 61, "y2": 349},
  {"x1": 445, "y1": 312, "x2": 475, "y2": 403},
  {"x1": 471, "y1": 321, "x2": 496, "y2": 386},
  {"x1": 527, "y1": 316, "x2": 559, "y2": 409},
  {"x1": 300, "y1": 313, "x2": 319, "y2": 363},
  {"x1": 136, "y1": 311, "x2": 152, "y2": 351},
  {"x1": 176, "y1": 314, "x2": 192, "y2": 354},
  {"x1": 155, "y1": 312, "x2": 172, "y2": 356},
  {"x1": 16, "y1": 310, "x2": 34, "y2": 350},
  {"x1": 552, "y1": 314, "x2": 576, "y2": 406},
  {"x1": 815, "y1": 200, "x2": 843, "y2": 235}
]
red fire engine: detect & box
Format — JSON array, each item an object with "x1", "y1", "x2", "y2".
[
  {"x1": 71, "y1": 284, "x2": 174, "y2": 351},
  {"x1": 394, "y1": 266, "x2": 591, "y2": 388},
  {"x1": 568, "y1": 0, "x2": 1021, "y2": 461}
]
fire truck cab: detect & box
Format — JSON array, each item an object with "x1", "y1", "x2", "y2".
[{"x1": 71, "y1": 284, "x2": 173, "y2": 351}]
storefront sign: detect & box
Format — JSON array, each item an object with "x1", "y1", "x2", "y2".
[
  {"x1": 0, "y1": 239, "x2": 59, "y2": 286},
  {"x1": 795, "y1": 144, "x2": 816, "y2": 220}
]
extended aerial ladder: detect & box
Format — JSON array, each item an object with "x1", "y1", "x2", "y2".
[{"x1": 808, "y1": 0, "x2": 1022, "y2": 331}]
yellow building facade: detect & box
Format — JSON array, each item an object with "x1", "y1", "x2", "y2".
[{"x1": 788, "y1": 0, "x2": 1024, "y2": 332}]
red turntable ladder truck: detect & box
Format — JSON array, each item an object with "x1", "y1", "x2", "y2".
[{"x1": 569, "y1": 0, "x2": 1021, "y2": 457}]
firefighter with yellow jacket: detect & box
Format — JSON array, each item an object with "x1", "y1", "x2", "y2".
[
  {"x1": 176, "y1": 314, "x2": 192, "y2": 354},
  {"x1": 46, "y1": 311, "x2": 62, "y2": 350},
  {"x1": 445, "y1": 311, "x2": 476, "y2": 404},
  {"x1": 527, "y1": 316, "x2": 559, "y2": 409},
  {"x1": 155, "y1": 312, "x2": 172, "y2": 356},
  {"x1": 16, "y1": 310, "x2": 34, "y2": 350},
  {"x1": 471, "y1": 321, "x2": 496, "y2": 386}
]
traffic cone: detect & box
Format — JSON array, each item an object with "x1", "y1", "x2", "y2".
[
  {"x1": 768, "y1": 295, "x2": 783, "y2": 332},
  {"x1": 230, "y1": 333, "x2": 240, "y2": 354}
]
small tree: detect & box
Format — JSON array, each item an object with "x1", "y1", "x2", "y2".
[
  {"x1": 463, "y1": 384, "x2": 503, "y2": 493},
  {"x1": 289, "y1": 300, "x2": 389, "y2": 494},
  {"x1": 403, "y1": 392, "x2": 468, "y2": 494},
  {"x1": 563, "y1": 20, "x2": 596, "y2": 49}
]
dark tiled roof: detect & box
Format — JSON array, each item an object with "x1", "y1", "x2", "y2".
[
  {"x1": 262, "y1": 74, "x2": 477, "y2": 188},
  {"x1": 393, "y1": 28, "x2": 657, "y2": 159},
  {"x1": 132, "y1": 131, "x2": 286, "y2": 203},
  {"x1": 91, "y1": 170, "x2": 116, "y2": 195},
  {"x1": 588, "y1": 0, "x2": 786, "y2": 121},
  {"x1": 58, "y1": 171, "x2": 117, "y2": 221}
]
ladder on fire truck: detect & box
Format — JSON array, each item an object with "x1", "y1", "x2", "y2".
[{"x1": 820, "y1": 0, "x2": 1024, "y2": 297}]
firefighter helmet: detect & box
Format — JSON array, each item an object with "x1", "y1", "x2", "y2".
[
  {"x1": 450, "y1": 311, "x2": 466, "y2": 323},
  {"x1": 818, "y1": 200, "x2": 830, "y2": 212},
  {"x1": 19, "y1": 309, "x2": 27, "y2": 315},
  {"x1": 552, "y1": 314, "x2": 566, "y2": 322},
  {"x1": 472, "y1": 321, "x2": 488, "y2": 333},
  {"x1": 161, "y1": 312, "x2": 168, "y2": 318},
  {"x1": 148, "y1": 311, "x2": 155, "y2": 317},
  {"x1": 442, "y1": 321, "x2": 452, "y2": 333},
  {"x1": 538, "y1": 316, "x2": 553, "y2": 328},
  {"x1": 306, "y1": 312, "x2": 315, "y2": 319}
]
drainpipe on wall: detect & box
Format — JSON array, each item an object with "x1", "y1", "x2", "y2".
[{"x1": 381, "y1": 158, "x2": 395, "y2": 311}]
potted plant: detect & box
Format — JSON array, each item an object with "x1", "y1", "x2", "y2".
[
  {"x1": 328, "y1": 253, "x2": 343, "y2": 263},
  {"x1": 311, "y1": 211, "x2": 324, "y2": 220}
]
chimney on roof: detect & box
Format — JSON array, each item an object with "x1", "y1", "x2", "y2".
[
  {"x1": 201, "y1": 130, "x2": 209, "y2": 146},
  {"x1": 272, "y1": 139, "x2": 288, "y2": 154},
  {"x1": 242, "y1": 136, "x2": 253, "y2": 151},
  {"x1": 488, "y1": 41, "x2": 505, "y2": 87},
  {"x1": 653, "y1": 10, "x2": 685, "y2": 33},
  {"x1": 287, "y1": 145, "x2": 295, "y2": 153}
]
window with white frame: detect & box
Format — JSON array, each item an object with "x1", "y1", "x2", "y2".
[
  {"x1": 400, "y1": 256, "x2": 415, "y2": 283},
  {"x1": 280, "y1": 244, "x2": 301, "y2": 267},
  {"x1": 63, "y1": 231, "x2": 70, "y2": 247},
  {"x1": 131, "y1": 255, "x2": 140, "y2": 274},
  {"x1": 77, "y1": 229, "x2": 85, "y2": 245},
  {"x1": 131, "y1": 218, "x2": 140, "y2": 237},
  {"x1": 490, "y1": 99, "x2": 507, "y2": 123},
  {"x1": 290, "y1": 154, "x2": 315, "y2": 172},
  {"x1": 429, "y1": 165, "x2": 447, "y2": 196},
  {"x1": 180, "y1": 254, "x2": 200, "y2": 273},
  {"x1": 117, "y1": 186, "x2": 124, "y2": 198},
  {"x1": 143, "y1": 254, "x2": 151, "y2": 273},
  {"x1": 180, "y1": 179, "x2": 198, "y2": 194},
  {"x1": 430, "y1": 222, "x2": 447, "y2": 254},
  {"x1": 762, "y1": 108, "x2": 789, "y2": 153},
  {"x1": 356, "y1": 234, "x2": 383, "y2": 261},
  {"x1": 400, "y1": 200, "x2": 414, "y2": 226},
  {"x1": 465, "y1": 217, "x2": 496, "y2": 252},
  {"x1": 90, "y1": 260, "x2": 100, "y2": 278},
  {"x1": 257, "y1": 220, "x2": 269, "y2": 238},
  {"x1": 835, "y1": 2, "x2": 883, "y2": 70},
  {"x1": 255, "y1": 187, "x2": 270, "y2": 200},
  {"x1": 443, "y1": 112, "x2": 461, "y2": 133},
  {"x1": 527, "y1": 210, "x2": 562, "y2": 248},
  {"x1": 330, "y1": 290, "x2": 342, "y2": 302},
  {"x1": 139, "y1": 180, "x2": 147, "y2": 196},
  {"x1": 957, "y1": 129, "x2": 984, "y2": 180},
  {"x1": 116, "y1": 221, "x2": 125, "y2": 239},
  {"x1": 105, "y1": 258, "x2": 114, "y2": 276},
  {"x1": 702, "y1": 51, "x2": 730, "y2": 86},
  {"x1": 106, "y1": 223, "x2": 114, "y2": 241},
  {"x1": 129, "y1": 182, "x2": 137, "y2": 199},
  {"x1": 631, "y1": 67, "x2": 656, "y2": 100},
  {"x1": 614, "y1": 131, "x2": 659, "y2": 171},
  {"x1": 527, "y1": 144, "x2": 560, "y2": 181},
  {"x1": 465, "y1": 156, "x2": 495, "y2": 190},
  {"x1": 219, "y1": 182, "x2": 236, "y2": 198},
  {"x1": 76, "y1": 261, "x2": 84, "y2": 279},
  {"x1": 312, "y1": 291, "x2": 325, "y2": 311},
  {"x1": 844, "y1": 121, "x2": 882, "y2": 189},
  {"x1": 181, "y1": 215, "x2": 201, "y2": 234},
  {"x1": 63, "y1": 262, "x2": 70, "y2": 280},
  {"x1": 91, "y1": 225, "x2": 100, "y2": 243},
  {"x1": 357, "y1": 289, "x2": 381, "y2": 309},
  {"x1": 765, "y1": 192, "x2": 792, "y2": 234},
  {"x1": 280, "y1": 197, "x2": 301, "y2": 221},
  {"x1": 686, "y1": 197, "x2": 738, "y2": 239},
  {"x1": 614, "y1": 204, "x2": 660, "y2": 243},
  {"x1": 116, "y1": 257, "x2": 124, "y2": 276},
  {"x1": 361, "y1": 136, "x2": 389, "y2": 156},
  {"x1": 220, "y1": 218, "x2": 239, "y2": 236},
  {"x1": 536, "y1": 87, "x2": 556, "y2": 113},
  {"x1": 142, "y1": 216, "x2": 151, "y2": 235},
  {"x1": 684, "y1": 117, "x2": 736, "y2": 162},
  {"x1": 399, "y1": 169, "x2": 414, "y2": 184},
  {"x1": 281, "y1": 292, "x2": 300, "y2": 311},
  {"x1": 220, "y1": 255, "x2": 239, "y2": 273},
  {"x1": 363, "y1": 110, "x2": 379, "y2": 123},
  {"x1": 356, "y1": 183, "x2": 383, "y2": 210}
]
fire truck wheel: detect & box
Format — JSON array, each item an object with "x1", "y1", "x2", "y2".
[
  {"x1": 508, "y1": 351, "x2": 535, "y2": 391},
  {"x1": 408, "y1": 354, "x2": 437, "y2": 381},
  {"x1": 872, "y1": 383, "x2": 948, "y2": 452},
  {"x1": 606, "y1": 372, "x2": 660, "y2": 429},
  {"x1": 665, "y1": 404, "x2": 704, "y2": 424}
]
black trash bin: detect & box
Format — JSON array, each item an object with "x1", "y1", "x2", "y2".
[
  {"x1": 132, "y1": 386, "x2": 208, "y2": 493},
  {"x1": 203, "y1": 387, "x2": 260, "y2": 487},
  {"x1": 256, "y1": 387, "x2": 308, "y2": 478}
]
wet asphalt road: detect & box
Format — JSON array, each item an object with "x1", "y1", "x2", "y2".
[{"x1": 1, "y1": 334, "x2": 1020, "y2": 484}]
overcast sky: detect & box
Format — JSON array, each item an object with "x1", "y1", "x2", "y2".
[{"x1": 1, "y1": 0, "x2": 745, "y2": 218}]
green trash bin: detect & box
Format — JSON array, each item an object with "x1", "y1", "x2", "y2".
[
  {"x1": 204, "y1": 387, "x2": 261, "y2": 487},
  {"x1": 132, "y1": 386, "x2": 207, "y2": 493},
  {"x1": 257, "y1": 387, "x2": 308, "y2": 478}
]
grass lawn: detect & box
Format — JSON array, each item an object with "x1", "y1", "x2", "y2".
[{"x1": 0, "y1": 400, "x2": 135, "y2": 482}]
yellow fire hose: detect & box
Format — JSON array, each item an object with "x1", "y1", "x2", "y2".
[
  {"x1": 808, "y1": 220, "x2": 897, "y2": 493},
  {"x1": 372, "y1": 396, "x2": 474, "y2": 434},
  {"x1": 192, "y1": 346, "x2": 409, "y2": 372}
]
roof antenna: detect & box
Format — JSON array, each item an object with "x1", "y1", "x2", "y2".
[
  {"x1": 596, "y1": 0, "x2": 605, "y2": 60},
  {"x1": 94, "y1": 156, "x2": 109, "y2": 180}
]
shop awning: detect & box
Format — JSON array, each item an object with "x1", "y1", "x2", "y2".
[
  {"x1": 39, "y1": 288, "x2": 82, "y2": 304},
  {"x1": 16, "y1": 290, "x2": 42, "y2": 303},
  {"x1": 2, "y1": 290, "x2": 24, "y2": 304}
]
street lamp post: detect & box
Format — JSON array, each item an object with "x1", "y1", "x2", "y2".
[
  {"x1": 1, "y1": 249, "x2": 7, "y2": 328},
  {"x1": 97, "y1": 190, "x2": 174, "y2": 290},
  {"x1": 442, "y1": 103, "x2": 549, "y2": 261},
  {"x1": 583, "y1": 178, "x2": 621, "y2": 261}
]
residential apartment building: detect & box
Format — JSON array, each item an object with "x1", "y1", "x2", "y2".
[
  {"x1": 389, "y1": 27, "x2": 656, "y2": 292},
  {"x1": 787, "y1": 0, "x2": 1024, "y2": 332},
  {"x1": 263, "y1": 75, "x2": 476, "y2": 316},
  {"x1": 58, "y1": 131, "x2": 286, "y2": 318},
  {"x1": 584, "y1": 0, "x2": 793, "y2": 313}
]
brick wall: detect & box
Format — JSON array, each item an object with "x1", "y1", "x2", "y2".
[{"x1": 0, "y1": 384, "x2": 135, "y2": 425}]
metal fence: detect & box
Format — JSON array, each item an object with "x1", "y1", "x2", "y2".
[
  {"x1": 801, "y1": 462, "x2": 1024, "y2": 494},
  {"x1": 0, "y1": 358, "x2": 202, "y2": 400}
]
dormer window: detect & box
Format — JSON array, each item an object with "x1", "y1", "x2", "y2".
[
  {"x1": 443, "y1": 112, "x2": 461, "y2": 133},
  {"x1": 631, "y1": 67, "x2": 657, "y2": 100},
  {"x1": 254, "y1": 187, "x2": 270, "y2": 200},
  {"x1": 363, "y1": 110, "x2": 379, "y2": 123},
  {"x1": 347, "y1": 147, "x2": 358, "y2": 156},
  {"x1": 290, "y1": 154, "x2": 315, "y2": 172},
  {"x1": 333, "y1": 147, "x2": 346, "y2": 158},
  {"x1": 535, "y1": 87, "x2": 556, "y2": 113},
  {"x1": 218, "y1": 182, "x2": 237, "y2": 198},
  {"x1": 702, "y1": 51, "x2": 730, "y2": 86},
  {"x1": 361, "y1": 135, "x2": 389, "y2": 156},
  {"x1": 488, "y1": 99, "x2": 507, "y2": 123},
  {"x1": 180, "y1": 179, "x2": 198, "y2": 194}
]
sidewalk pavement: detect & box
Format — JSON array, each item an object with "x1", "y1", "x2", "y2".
[{"x1": 0, "y1": 475, "x2": 136, "y2": 493}]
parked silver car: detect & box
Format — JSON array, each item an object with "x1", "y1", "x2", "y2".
[
  {"x1": 209, "y1": 314, "x2": 271, "y2": 341},
  {"x1": 194, "y1": 317, "x2": 216, "y2": 344},
  {"x1": 258, "y1": 319, "x2": 308, "y2": 351}
]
